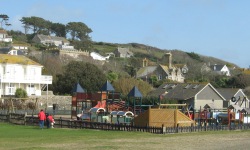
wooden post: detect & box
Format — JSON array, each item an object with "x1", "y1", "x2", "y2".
[
  {"x1": 228, "y1": 108, "x2": 231, "y2": 129},
  {"x1": 174, "y1": 109, "x2": 178, "y2": 128}
]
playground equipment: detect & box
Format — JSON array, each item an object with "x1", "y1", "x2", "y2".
[
  {"x1": 134, "y1": 104, "x2": 195, "y2": 128},
  {"x1": 110, "y1": 111, "x2": 134, "y2": 124},
  {"x1": 89, "y1": 107, "x2": 106, "y2": 122},
  {"x1": 71, "y1": 83, "x2": 91, "y2": 119}
]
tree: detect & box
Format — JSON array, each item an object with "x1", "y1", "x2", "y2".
[
  {"x1": 112, "y1": 77, "x2": 152, "y2": 97},
  {"x1": 53, "y1": 61, "x2": 106, "y2": 94},
  {"x1": 66, "y1": 22, "x2": 92, "y2": 41},
  {"x1": 0, "y1": 14, "x2": 10, "y2": 29},
  {"x1": 51, "y1": 23, "x2": 66, "y2": 37},
  {"x1": 20, "y1": 16, "x2": 52, "y2": 34},
  {"x1": 106, "y1": 71, "x2": 119, "y2": 83}
]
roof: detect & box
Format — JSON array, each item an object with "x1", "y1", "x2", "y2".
[
  {"x1": 71, "y1": 83, "x2": 86, "y2": 93},
  {"x1": 0, "y1": 30, "x2": 7, "y2": 34},
  {"x1": 210, "y1": 64, "x2": 225, "y2": 71},
  {"x1": 116, "y1": 47, "x2": 133, "y2": 55},
  {"x1": 216, "y1": 88, "x2": 240, "y2": 100},
  {"x1": 100, "y1": 81, "x2": 115, "y2": 91},
  {"x1": 136, "y1": 66, "x2": 157, "y2": 78},
  {"x1": 127, "y1": 86, "x2": 143, "y2": 98},
  {"x1": 0, "y1": 47, "x2": 11, "y2": 54},
  {"x1": 162, "y1": 83, "x2": 208, "y2": 100},
  {"x1": 36, "y1": 34, "x2": 69, "y2": 43},
  {"x1": 150, "y1": 83, "x2": 224, "y2": 101},
  {"x1": 0, "y1": 54, "x2": 41, "y2": 66}
]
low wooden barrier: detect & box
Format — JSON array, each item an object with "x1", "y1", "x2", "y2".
[{"x1": 1, "y1": 113, "x2": 250, "y2": 134}]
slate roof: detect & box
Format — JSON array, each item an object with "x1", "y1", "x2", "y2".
[
  {"x1": 100, "y1": 81, "x2": 115, "y2": 91},
  {"x1": 0, "y1": 47, "x2": 11, "y2": 54},
  {"x1": 36, "y1": 34, "x2": 69, "y2": 43},
  {"x1": 149, "y1": 83, "x2": 224, "y2": 101},
  {"x1": 71, "y1": 83, "x2": 86, "y2": 93},
  {"x1": 210, "y1": 64, "x2": 224, "y2": 71},
  {"x1": 162, "y1": 83, "x2": 208, "y2": 100},
  {"x1": 216, "y1": 88, "x2": 240, "y2": 100},
  {"x1": 127, "y1": 86, "x2": 143, "y2": 98}
]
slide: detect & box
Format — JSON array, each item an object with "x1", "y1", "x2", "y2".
[{"x1": 94, "y1": 100, "x2": 106, "y2": 108}]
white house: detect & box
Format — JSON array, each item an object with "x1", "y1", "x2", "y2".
[
  {"x1": 90, "y1": 52, "x2": 110, "y2": 61},
  {"x1": 210, "y1": 64, "x2": 231, "y2": 76},
  {"x1": 0, "y1": 30, "x2": 12, "y2": 42},
  {"x1": 0, "y1": 54, "x2": 52, "y2": 97}
]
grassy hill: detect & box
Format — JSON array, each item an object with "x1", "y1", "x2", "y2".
[{"x1": 92, "y1": 42, "x2": 238, "y2": 68}]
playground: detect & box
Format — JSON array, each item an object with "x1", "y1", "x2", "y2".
[
  {"x1": 71, "y1": 81, "x2": 250, "y2": 129},
  {"x1": 1, "y1": 81, "x2": 250, "y2": 131}
]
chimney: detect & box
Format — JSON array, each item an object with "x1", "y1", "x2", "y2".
[
  {"x1": 214, "y1": 64, "x2": 217, "y2": 70},
  {"x1": 143, "y1": 58, "x2": 148, "y2": 67},
  {"x1": 165, "y1": 52, "x2": 172, "y2": 68}
]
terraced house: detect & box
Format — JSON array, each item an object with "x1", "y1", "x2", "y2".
[{"x1": 0, "y1": 54, "x2": 52, "y2": 97}]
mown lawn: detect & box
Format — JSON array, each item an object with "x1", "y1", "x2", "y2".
[{"x1": 1, "y1": 122, "x2": 250, "y2": 150}]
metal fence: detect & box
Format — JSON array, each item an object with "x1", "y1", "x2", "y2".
[{"x1": 1, "y1": 113, "x2": 250, "y2": 134}]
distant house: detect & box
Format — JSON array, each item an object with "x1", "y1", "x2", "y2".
[
  {"x1": 0, "y1": 30, "x2": 12, "y2": 42},
  {"x1": 90, "y1": 52, "x2": 110, "y2": 61},
  {"x1": 136, "y1": 53, "x2": 186, "y2": 83},
  {"x1": 210, "y1": 64, "x2": 231, "y2": 76},
  {"x1": 217, "y1": 88, "x2": 249, "y2": 108},
  {"x1": 150, "y1": 83, "x2": 225, "y2": 110},
  {"x1": 114, "y1": 47, "x2": 133, "y2": 58},
  {"x1": 0, "y1": 54, "x2": 52, "y2": 97},
  {"x1": 32, "y1": 34, "x2": 71, "y2": 48},
  {"x1": 12, "y1": 44, "x2": 29, "y2": 50},
  {"x1": 8, "y1": 49, "x2": 26, "y2": 55},
  {"x1": 0, "y1": 47, "x2": 25, "y2": 55}
]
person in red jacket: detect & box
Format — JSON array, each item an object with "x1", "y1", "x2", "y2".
[
  {"x1": 38, "y1": 109, "x2": 46, "y2": 129},
  {"x1": 47, "y1": 114, "x2": 55, "y2": 128}
]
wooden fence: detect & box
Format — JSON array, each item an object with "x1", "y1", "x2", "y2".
[{"x1": 1, "y1": 113, "x2": 250, "y2": 134}]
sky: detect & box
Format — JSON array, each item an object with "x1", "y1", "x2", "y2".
[{"x1": 1, "y1": 0, "x2": 250, "y2": 68}]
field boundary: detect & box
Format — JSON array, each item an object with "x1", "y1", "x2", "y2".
[{"x1": 1, "y1": 113, "x2": 250, "y2": 134}]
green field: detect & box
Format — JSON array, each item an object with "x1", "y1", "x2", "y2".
[{"x1": 1, "y1": 123, "x2": 250, "y2": 150}]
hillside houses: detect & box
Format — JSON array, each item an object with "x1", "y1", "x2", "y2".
[
  {"x1": 0, "y1": 29, "x2": 12, "y2": 42},
  {"x1": 32, "y1": 34, "x2": 69, "y2": 47},
  {"x1": 114, "y1": 47, "x2": 133, "y2": 58},
  {"x1": 136, "y1": 53, "x2": 187, "y2": 83}
]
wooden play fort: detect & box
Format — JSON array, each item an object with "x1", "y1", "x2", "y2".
[{"x1": 134, "y1": 104, "x2": 195, "y2": 128}]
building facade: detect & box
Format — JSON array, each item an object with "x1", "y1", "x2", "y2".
[{"x1": 0, "y1": 54, "x2": 52, "y2": 97}]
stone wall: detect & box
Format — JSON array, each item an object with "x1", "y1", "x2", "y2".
[{"x1": 30, "y1": 95, "x2": 72, "y2": 110}]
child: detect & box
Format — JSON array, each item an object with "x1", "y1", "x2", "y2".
[{"x1": 47, "y1": 114, "x2": 55, "y2": 128}]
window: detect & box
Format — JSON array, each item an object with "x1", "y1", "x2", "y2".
[
  {"x1": 8, "y1": 83, "x2": 15, "y2": 95},
  {"x1": 158, "y1": 75, "x2": 162, "y2": 80}
]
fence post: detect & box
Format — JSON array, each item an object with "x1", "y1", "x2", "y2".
[
  {"x1": 162, "y1": 124, "x2": 165, "y2": 134},
  {"x1": 8, "y1": 113, "x2": 11, "y2": 123},
  {"x1": 176, "y1": 124, "x2": 179, "y2": 133},
  {"x1": 60, "y1": 117, "x2": 62, "y2": 128},
  {"x1": 24, "y1": 112, "x2": 27, "y2": 126}
]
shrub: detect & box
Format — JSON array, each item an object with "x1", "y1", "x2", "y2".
[{"x1": 15, "y1": 88, "x2": 28, "y2": 98}]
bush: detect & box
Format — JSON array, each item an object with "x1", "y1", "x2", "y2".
[{"x1": 15, "y1": 88, "x2": 28, "y2": 98}]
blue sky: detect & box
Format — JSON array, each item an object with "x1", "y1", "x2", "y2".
[{"x1": 1, "y1": 0, "x2": 250, "y2": 68}]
